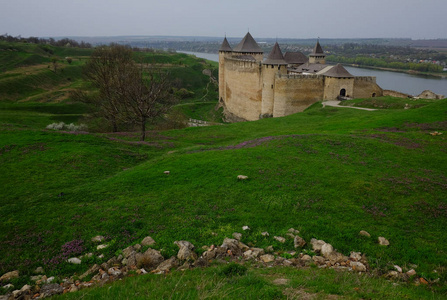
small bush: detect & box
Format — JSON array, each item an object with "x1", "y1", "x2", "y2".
[{"x1": 220, "y1": 262, "x2": 247, "y2": 277}]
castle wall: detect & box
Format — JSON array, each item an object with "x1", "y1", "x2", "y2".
[
  {"x1": 261, "y1": 65, "x2": 287, "y2": 118},
  {"x1": 323, "y1": 77, "x2": 354, "y2": 100},
  {"x1": 273, "y1": 74, "x2": 324, "y2": 117},
  {"x1": 353, "y1": 77, "x2": 383, "y2": 98},
  {"x1": 224, "y1": 57, "x2": 263, "y2": 121}
]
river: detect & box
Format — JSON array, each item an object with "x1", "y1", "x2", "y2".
[{"x1": 180, "y1": 51, "x2": 447, "y2": 96}]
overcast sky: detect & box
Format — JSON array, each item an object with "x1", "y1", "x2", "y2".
[{"x1": 1, "y1": 0, "x2": 446, "y2": 39}]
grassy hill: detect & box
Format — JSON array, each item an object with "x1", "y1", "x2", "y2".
[{"x1": 0, "y1": 42, "x2": 446, "y2": 298}]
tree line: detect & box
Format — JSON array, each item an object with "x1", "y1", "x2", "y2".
[{"x1": 0, "y1": 34, "x2": 92, "y2": 48}]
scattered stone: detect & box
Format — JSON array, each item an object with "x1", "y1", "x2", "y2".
[
  {"x1": 350, "y1": 261, "x2": 367, "y2": 272},
  {"x1": 3, "y1": 283, "x2": 14, "y2": 289},
  {"x1": 141, "y1": 236, "x2": 156, "y2": 247},
  {"x1": 285, "y1": 233, "x2": 296, "y2": 239},
  {"x1": 266, "y1": 245, "x2": 274, "y2": 252},
  {"x1": 394, "y1": 265, "x2": 403, "y2": 273},
  {"x1": 288, "y1": 228, "x2": 299, "y2": 235},
  {"x1": 406, "y1": 269, "x2": 417, "y2": 276},
  {"x1": 359, "y1": 230, "x2": 371, "y2": 238},
  {"x1": 108, "y1": 267, "x2": 122, "y2": 277},
  {"x1": 237, "y1": 175, "x2": 248, "y2": 180},
  {"x1": 0, "y1": 270, "x2": 19, "y2": 282},
  {"x1": 242, "y1": 226, "x2": 250, "y2": 231},
  {"x1": 20, "y1": 284, "x2": 32, "y2": 293},
  {"x1": 98, "y1": 254, "x2": 105, "y2": 259},
  {"x1": 164, "y1": 171, "x2": 170, "y2": 174},
  {"x1": 156, "y1": 257, "x2": 179, "y2": 272},
  {"x1": 419, "y1": 277, "x2": 429, "y2": 285},
  {"x1": 274, "y1": 236, "x2": 286, "y2": 243},
  {"x1": 175, "y1": 240, "x2": 197, "y2": 261},
  {"x1": 232, "y1": 232, "x2": 242, "y2": 240},
  {"x1": 312, "y1": 256, "x2": 325, "y2": 265},
  {"x1": 34, "y1": 266, "x2": 44, "y2": 274},
  {"x1": 293, "y1": 235, "x2": 306, "y2": 248},
  {"x1": 97, "y1": 244, "x2": 109, "y2": 250},
  {"x1": 260, "y1": 254, "x2": 275, "y2": 263},
  {"x1": 310, "y1": 238, "x2": 326, "y2": 252},
  {"x1": 30, "y1": 275, "x2": 42, "y2": 282},
  {"x1": 321, "y1": 243, "x2": 334, "y2": 257},
  {"x1": 350, "y1": 251, "x2": 362, "y2": 261},
  {"x1": 67, "y1": 257, "x2": 82, "y2": 264},
  {"x1": 46, "y1": 276, "x2": 55, "y2": 283},
  {"x1": 261, "y1": 231, "x2": 269, "y2": 237},
  {"x1": 378, "y1": 237, "x2": 390, "y2": 246},
  {"x1": 79, "y1": 264, "x2": 99, "y2": 280},
  {"x1": 386, "y1": 271, "x2": 400, "y2": 279},
  {"x1": 283, "y1": 259, "x2": 293, "y2": 266},
  {"x1": 301, "y1": 255, "x2": 312, "y2": 261},
  {"x1": 137, "y1": 248, "x2": 164, "y2": 268},
  {"x1": 122, "y1": 246, "x2": 135, "y2": 258},
  {"x1": 91, "y1": 235, "x2": 105, "y2": 243},
  {"x1": 69, "y1": 285, "x2": 78, "y2": 293},
  {"x1": 134, "y1": 244, "x2": 142, "y2": 251},
  {"x1": 40, "y1": 283, "x2": 64, "y2": 297}
]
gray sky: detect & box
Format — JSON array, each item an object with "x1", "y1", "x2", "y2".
[{"x1": 1, "y1": 0, "x2": 446, "y2": 39}]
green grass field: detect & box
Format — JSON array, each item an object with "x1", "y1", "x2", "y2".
[{"x1": 0, "y1": 42, "x2": 446, "y2": 298}]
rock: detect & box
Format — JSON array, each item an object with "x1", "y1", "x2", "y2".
[
  {"x1": 328, "y1": 252, "x2": 348, "y2": 265},
  {"x1": 283, "y1": 259, "x2": 293, "y2": 266},
  {"x1": 350, "y1": 251, "x2": 362, "y2": 261},
  {"x1": 174, "y1": 240, "x2": 197, "y2": 261},
  {"x1": 261, "y1": 231, "x2": 269, "y2": 237},
  {"x1": 67, "y1": 257, "x2": 82, "y2": 265},
  {"x1": 98, "y1": 254, "x2": 105, "y2": 259},
  {"x1": 293, "y1": 235, "x2": 306, "y2": 248},
  {"x1": 406, "y1": 269, "x2": 417, "y2": 276},
  {"x1": 350, "y1": 261, "x2": 367, "y2": 272},
  {"x1": 97, "y1": 244, "x2": 109, "y2": 250},
  {"x1": 221, "y1": 238, "x2": 240, "y2": 253},
  {"x1": 108, "y1": 267, "x2": 122, "y2": 277},
  {"x1": 69, "y1": 285, "x2": 78, "y2": 293},
  {"x1": 274, "y1": 236, "x2": 286, "y2": 243},
  {"x1": 137, "y1": 248, "x2": 164, "y2": 268},
  {"x1": 419, "y1": 277, "x2": 429, "y2": 285},
  {"x1": 232, "y1": 232, "x2": 242, "y2": 240},
  {"x1": 134, "y1": 244, "x2": 142, "y2": 251},
  {"x1": 394, "y1": 265, "x2": 402, "y2": 273},
  {"x1": 288, "y1": 228, "x2": 299, "y2": 234},
  {"x1": 321, "y1": 243, "x2": 334, "y2": 257},
  {"x1": 312, "y1": 256, "x2": 325, "y2": 265},
  {"x1": 164, "y1": 171, "x2": 170, "y2": 174},
  {"x1": 20, "y1": 284, "x2": 32, "y2": 293},
  {"x1": 266, "y1": 245, "x2": 274, "y2": 252},
  {"x1": 30, "y1": 275, "x2": 42, "y2": 282},
  {"x1": 122, "y1": 246, "x2": 135, "y2": 258},
  {"x1": 91, "y1": 235, "x2": 105, "y2": 243},
  {"x1": 156, "y1": 257, "x2": 179, "y2": 272},
  {"x1": 260, "y1": 254, "x2": 275, "y2": 263},
  {"x1": 3, "y1": 283, "x2": 14, "y2": 289},
  {"x1": 310, "y1": 238, "x2": 326, "y2": 252},
  {"x1": 386, "y1": 271, "x2": 400, "y2": 279},
  {"x1": 242, "y1": 226, "x2": 250, "y2": 231},
  {"x1": 237, "y1": 175, "x2": 248, "y2": 180},
  {"x1": 286, "y1": 233, "x2": 296, "y2": 239},
  {"x1": 34, "y1": 266, "x2": 44, "y2": 274},
  {"x1": 40, "y1": 283, "x2": 64, "y2": 297},
  {"x1": 79, "y1": 264, "x2": 99, "y2": 280},
  {"x1": 378, "y1": 237, "x2": 390, "y2": 246},
  {"x1": 141, "y1": 236, "x2": 156, "y2": 247},
  {"x1": 359, "y1": 230, "x2": 371, "y2": 238},
  {"x1": 46, "y1": 276, "x2": 55, "y2": 283},
  {"x1": 0, "y1": 270, "x2": 19, "y2": 282},
  {"x1": 301, "y1": 255, "x2": 312, "y2": 261}
]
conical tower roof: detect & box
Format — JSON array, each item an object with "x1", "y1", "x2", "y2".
[
  {"x1": 233, "y1": 32, "x2": 263, "y2": 53},
  {"x1": 323, "y1": 64, "x2": 354, "y2": 78},
  {"x1": 263, "y1": 42, "x2": 287, "y2": 65},
  {"x1": 310, "y1": 40, "x2": 325, "y2": 56},
  {"x1": 219, "y1": 37, "x2": 232, "y2": 52}
]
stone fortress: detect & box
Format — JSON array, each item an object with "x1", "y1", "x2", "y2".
[{"x1": 218, "y1": 32, "x2": 383, "y2": 121}]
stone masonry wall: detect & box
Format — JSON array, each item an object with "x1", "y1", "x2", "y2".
[{"x1": 353, "y1": 77, "x2": 383, "y2": 98}]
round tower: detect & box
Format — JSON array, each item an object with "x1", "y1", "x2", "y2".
[
  {"x1": 261, "y1": 42, "x2": 288, "y2": 118},
  {"x1": 218, "y1": 37, "x2": 232, "y2": 103}
]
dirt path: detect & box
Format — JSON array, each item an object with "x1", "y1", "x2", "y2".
[{"x1": 322, "y1": 101, "x2": 377, "y2": 111}]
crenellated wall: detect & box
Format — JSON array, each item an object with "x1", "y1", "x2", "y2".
[{"x1": 273, "y1": 74, "x2": 324, "y2": 117}]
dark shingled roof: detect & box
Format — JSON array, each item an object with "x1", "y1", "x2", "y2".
[
  {"x1": 323, "y1": 64, "x2": 354, "y2": 78},
  {"x1": 263, "y1": 42, "x2": 287, "y2": 65},
  {"x1": 294, "y1": 62, "x2": 328, "y2": 73},
  {"x1": 219, "y1": 37, "x2": 232, "y2": 52},
  {"x1": 233, "y1": 32, "x2": 263, "y2": 53},
  {"x1": 310, "y1": 40, "x2": 325, "y2": 56},
  {"x1": 284, "y1": 52, "x2": 308, "y2": 64}
]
